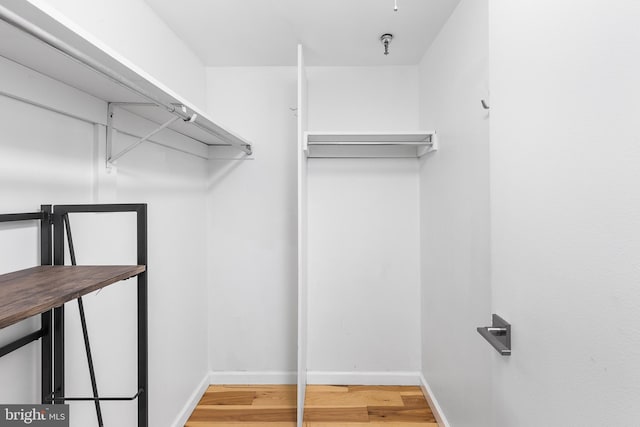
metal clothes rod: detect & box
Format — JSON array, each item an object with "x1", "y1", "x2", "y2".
[
  {"x1": 308, "y1": 156, "x2": 419, "y2": 159},
  {"x1": 0, "y1": 4, "x2": 251, "y2": 155},
  {"x1": 0, "y1": 5, "x2": 177, "y2": 115},
  {"x1": 0, "y1": 90, "x2": 210, "y2": 161},
  {"x1": 308, "y1": 142, "x2": 433, "y2": 146}
]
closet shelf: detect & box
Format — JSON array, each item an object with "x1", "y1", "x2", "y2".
[
  {"x1": 305, "y1": 131, "x2": 437, "y2": 158},
  {"x1": 0, "y1": 3, "x2": 252, "y2": 159},
  {"x1": 0, "y1": 265, "x2": 145, "y2": 329}
]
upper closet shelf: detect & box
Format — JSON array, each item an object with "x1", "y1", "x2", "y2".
[
  {"x1": 0, "y1": 3, "x2": 252, "y2": 159},
  {"x1": 305, "y1": 131, "x2": 437, "y2": 158}
]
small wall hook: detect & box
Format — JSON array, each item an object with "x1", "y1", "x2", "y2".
[
  {"x1": 380, "y1": 33, "x2": 393, "y2": 56},
  {"x1": 481, "y1": 99, "x2": 490, "y2": 110}
]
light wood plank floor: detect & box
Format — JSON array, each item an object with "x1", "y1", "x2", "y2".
[
  {"x1": 185, "y1": 385, "x2": 296, "y2": 427},
  {"x1": 304, "y1": 385, "x2": 438, "y2": 427},
  {"x1": 185, "y1": 385, "x2": 438, "y2": 427}
]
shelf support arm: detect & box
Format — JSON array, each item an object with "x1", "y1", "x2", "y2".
[{"x1": 108, "y1": 110, "x2": 185, "y2": 164}]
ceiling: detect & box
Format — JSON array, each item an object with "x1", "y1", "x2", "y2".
[{"x1": 144, "y1": 0, "x2": 461, "y2": 66}]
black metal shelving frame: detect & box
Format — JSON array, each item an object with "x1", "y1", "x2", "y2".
[{"x1": 0, "y1": 203, "x2": 148, "y2": 427}]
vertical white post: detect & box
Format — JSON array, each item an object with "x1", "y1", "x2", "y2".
[{"x1": 296, "y1": 43, "x2": 309, "y2": 427}]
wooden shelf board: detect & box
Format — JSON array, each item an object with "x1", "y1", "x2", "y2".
[{"x1": 0, "y1": 265, "x2": 145, "y2": 329}]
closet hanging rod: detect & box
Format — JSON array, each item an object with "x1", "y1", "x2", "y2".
[
  {"x1": 0, "y1": 4, "x2": 252, "y2": 155},
  {"x1": 0, "y1": 90, "x2": 209, "y2": 160},
  {"x1": 308, "y1": 142, "x2": 433, "y2": 146}
]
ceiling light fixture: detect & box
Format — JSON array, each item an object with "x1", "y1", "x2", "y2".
[
  {"x1": 380, "y1": 33, "x2": 393, "y2": 56},
  {"x1": 394, "y1": 0, "x2": 398, "y2": 11}
]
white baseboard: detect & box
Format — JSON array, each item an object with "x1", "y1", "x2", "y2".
[
  {"x1": 307, "y1": 371, "x2": 421, "y2": 385},
  {"x1": 170, "y1": 373, "x2": 210, "y2": 427},
  {"x1": 420, "y1": 373, "x2": 450, "y2": 427},
  {"x1": 170, "y1": 371, "x2": 296, "y2": 427},
  {"x1": 209, "y1": 370, "x2": 297, "y2": 384},
  {"x1": 171, "y1": 371, "x2": 448, "y2": 427}
]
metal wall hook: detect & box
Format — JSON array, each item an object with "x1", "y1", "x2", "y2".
[{"x1": 481, "y1": 99, "x2": 490, "y2": 110}]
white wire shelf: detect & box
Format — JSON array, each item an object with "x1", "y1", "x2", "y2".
[
  {"x1": 0, "y1": 2, "x2": 252, "y2": 159},
  {"x1": 305, "y1": 131, "x2": 437, "y2": 158}
]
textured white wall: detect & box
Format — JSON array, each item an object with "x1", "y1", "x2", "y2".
[
  {"x1": 0, "y1": 56, "x2": 209, "y2": 427},
  {"x1": 26, "y1": 0, "x2": 208, "y2": 110},
  {"x1": 205, "y1": 67, "x2": 298, "y2": 377},
  {"x1": 418, "y1": 0, "x2": 491, "y2": 425},
  {"x1": 490, "y1": 1, "x2": 640, "y2": 425},
  {"x1": 305, "y1": 67, "x2": 421, "y2": 379}
]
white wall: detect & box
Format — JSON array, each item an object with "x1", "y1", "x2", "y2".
[
  {"x1": 305, "y1": 67, "x2": 421, "y2": 380},
  {"x1": 418, "y1": 0, "x2": 491, "y2": 425},
  {"x1": 0, "y1": 81, "x2": 94, "y2": 407},
  {"x1": 0, "y1": 56, "x2": 209, "y2": 427},
  {"x1": 307, "y1": 66, "x2": 419, "y2": 132},
  {"x1": 490, "y1": 1, "x2": 640, "y2": 425},
  {"x1": 26, "y1": 0, "x2": 208, "y2": 110},
  {"x1": 205, "y1": 67, "x2": 298, "y2": 379},
  {"x1": 306, "y1": 158, "x2": 421, "y2": 379}
]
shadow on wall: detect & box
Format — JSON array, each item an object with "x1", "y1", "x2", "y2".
[{"x1": 207, "y1": 147, "x2": 254, "y2": 192}]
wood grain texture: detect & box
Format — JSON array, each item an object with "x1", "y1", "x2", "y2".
[
  {"x1": 304, "y1": 423, "x2": 438, "y2": 427},
  {"x1": 198, "y1": 391, "x2": 256, "y2": 405},
  {"x1": 188, "y1": 407, "x2": 296, "y2": 422},
  {"x1": 186, "y1": 385, "x2": 438, "y2": 426},
  {"x1": 304, "y1": 385, "x2": 438, "y2": 425},
  {"x1": 187, "y1": 385, "x2": 296, "y2": 426},
  {"x1": 304, "y1": 390, "x2": 403, "y2": 408},
  {"x1": 303, "y1": 407, "x2": 369, "y2": 422},
  {"x1": 186, "y1": 423, "x2": 296, "y2": 427},
  {"x1": 0, "y1": 265, "x2": 145, "y2": 329}
]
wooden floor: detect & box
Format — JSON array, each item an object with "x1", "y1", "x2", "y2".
[
  {"x1": 304, "y1": 385, "x2": 437, "y2": 427},
  {"x1": 186, "y1": 385, "x2": 437, "y2": 427},
  {"x1": 186, "y1": 385, "x2": 296, "y2": 427}
]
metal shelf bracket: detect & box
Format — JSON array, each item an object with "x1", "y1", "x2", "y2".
[
  {"x1": 417, "y1": 133, "x2": 438, "y2": 157},
  {"x1": 477, "y1": 314, "x2": 511, "y2": 356},
  {"x1": 107, "y1": 103, "x2": 198, "y2": 164}
]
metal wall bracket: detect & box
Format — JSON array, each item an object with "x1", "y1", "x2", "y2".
[
  {"x1": 477, "y1": 314, "x2": 511, "y2": 356},
  {"x1": 417, "y1": 132, "x2": 438, "y2": 157},
  {"x1": 106, "y1": 102, "x2": 195, "y2": 164}
]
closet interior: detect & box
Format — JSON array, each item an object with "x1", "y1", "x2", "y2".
[{"x1": 0, "y1": 1, "x2": 489, "y2": 427}]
